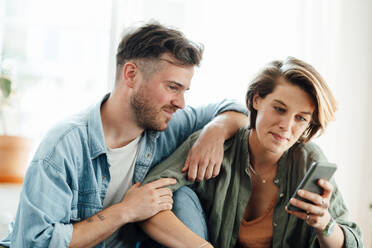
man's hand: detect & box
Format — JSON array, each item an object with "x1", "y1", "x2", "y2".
[
  {"x1": 120, "y1": 178, "x2": 177, "y2": 223},
  {"x1": 182, "y1": 111, "x2": 248, "y2": 181},
  {"x1": 182, "y1": 125, "x2": 224, "y2": 181}
]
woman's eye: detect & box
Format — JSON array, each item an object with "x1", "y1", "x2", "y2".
[
  {"x1": 296, "y1": 115, "x2": 307, "y2": 122},
  {"x1": 274, "y1": 106, "x2": 285, "y2": 113}
]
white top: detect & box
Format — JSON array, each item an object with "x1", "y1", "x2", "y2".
[{"x1": 103, "y1": 136, "x2": 140, "y2": 247}]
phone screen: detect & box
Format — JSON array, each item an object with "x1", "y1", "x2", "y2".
[{"x1": 286, "y1": 161, "x2": 337, "y2": 212}]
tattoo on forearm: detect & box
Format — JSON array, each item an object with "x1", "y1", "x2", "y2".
[
  {"x1": 86, "y1": 213, "x2": 105, "y2": 223},
  {"x1": 97, "y1": 213, "x2": 105, "y2": 221}
]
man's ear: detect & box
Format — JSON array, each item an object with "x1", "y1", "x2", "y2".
[
  {"x1": 122, "y1": 62, "x2": 138, "y2": 88},
  {"x1": 252, "y1": 93, "x2": 261, "y2": 111}
]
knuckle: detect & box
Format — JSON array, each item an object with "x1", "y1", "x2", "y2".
[{"x1": 201, "y1": 158, "x2": 209, "y2": 167}]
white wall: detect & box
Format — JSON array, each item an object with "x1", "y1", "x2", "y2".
[{"x1": 335, "y1": 0, "x2": 372, "y2": 245}]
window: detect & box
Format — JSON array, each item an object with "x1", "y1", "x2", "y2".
[{"x1": 1, "y1": 0, "x2": 112, "y2": 138}]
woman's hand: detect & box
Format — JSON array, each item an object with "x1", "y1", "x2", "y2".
[{"x1": 285, "y1": 179, "x2": 333, "y2": 231}]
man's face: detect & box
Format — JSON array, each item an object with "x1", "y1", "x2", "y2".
[{"x1": 130, "y1": 54, "x2": 194, "y2": 131}]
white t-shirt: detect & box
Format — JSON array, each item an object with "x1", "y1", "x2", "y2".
[{"x1": 103, "y1": 136, "x2": 140, "y2": 247}]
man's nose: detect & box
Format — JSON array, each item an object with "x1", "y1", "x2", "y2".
[{"x1": 171, "y1": 93, "x2": 185, "y2": 109}]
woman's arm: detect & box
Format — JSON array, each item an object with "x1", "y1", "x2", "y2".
[{"x1": 140, "y1": 210, "x2": 213, "y2": 248}]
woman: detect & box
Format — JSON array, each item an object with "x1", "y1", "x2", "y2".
[{"x1": 140, "y1": 57, "x2": 362, "y2": 248}]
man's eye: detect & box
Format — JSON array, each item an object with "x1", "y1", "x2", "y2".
[
  {"x1": 168, "y1": 85, "x2": 178, "y2": 91},
  {"x1": 274, "y1": 106, "x2": 285, "y2": 113}
]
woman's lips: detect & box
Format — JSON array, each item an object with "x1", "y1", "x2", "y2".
[{"x1": 270, "y1": 132, "x2": 288, "y2": 142}]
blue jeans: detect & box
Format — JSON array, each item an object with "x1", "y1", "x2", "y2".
[{"x1": 139, "y1": 186, "x2": 208, "y2": 247}]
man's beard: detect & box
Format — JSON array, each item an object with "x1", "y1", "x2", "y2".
[{"x1": 130, "y1": 88, "x2": 176, "y2": 131}]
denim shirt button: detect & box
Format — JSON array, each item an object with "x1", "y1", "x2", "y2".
[
  {"x1": 146, "y1": 153, "x2": 151, "y2": 159},
  {"x1": 274, "y1": 178, "x2": 279, "y2": 184},
  {"x1": 279, "y1": 193, "x2": 284, "y2": 198},
  {"x1": 273, "y1": 222, "x2": 278, "y2": 227}
]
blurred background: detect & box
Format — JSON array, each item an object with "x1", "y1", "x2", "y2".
[{"x1": 0, "y1": 0, "x2": 371, "y2": 246}]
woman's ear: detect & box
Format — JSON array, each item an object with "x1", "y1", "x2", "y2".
[{"x1": 252, "y1": 93, "x2": 261, "y2": 111}]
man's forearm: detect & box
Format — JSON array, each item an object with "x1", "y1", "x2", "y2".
[
  {"x1": 140, "y1": 210, "x2": 212, "y2": 248},
  {"x1": 206, "y1": 111, "x2": 248, "y2": 140},
  {"x1": 69, "y1": 204, "x2": 127, "y2": 248}
]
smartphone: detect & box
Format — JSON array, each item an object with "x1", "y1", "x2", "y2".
[{"x1": 286, "y1": 161, "x2": 337, "y2": 212}]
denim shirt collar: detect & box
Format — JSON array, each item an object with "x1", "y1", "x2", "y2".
[{"x1": 86, "y1": 93, "x2": 110, "y2": 159}]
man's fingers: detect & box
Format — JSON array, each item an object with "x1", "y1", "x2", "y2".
[
  {"x1": 159, "y1": 195, "x2": 173, "y2": 204},
  {"x1": 159, "y1": 203, "x2": 173, "y2": 211},
  {"x1": 204, "y1": 162, "x2": 215, "y2": 180},
  {"x1": 157, "y1": 195, "x2": 174, "y2": 211},
  {"x1": 187, "y1": 160, "x2": 198, "y2": 181},
  {"x1": 181, "y1": 155, "x2": 191, "y2": 172},
  {"x1": 148, "y1": 178, "x2": 177, "y2": 189},
  {"x1": 156, "y1": 188, "x2": 173, "y2": 197},
  {"x1": 212, "y1": 160, "x2": 222, "y2": 178},
  {"x1": 196, "y1": 158, "x2": 209, "y2": 181}
]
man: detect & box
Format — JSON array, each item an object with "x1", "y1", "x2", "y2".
[{"x1": 0, "y1": 23, "x2": 247, "y2": 247}]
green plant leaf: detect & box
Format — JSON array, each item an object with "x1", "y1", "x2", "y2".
[{"x1": 0, "y1": 76, "x2": 12, "y2": 98}]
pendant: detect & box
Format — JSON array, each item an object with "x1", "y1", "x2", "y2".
[{"x1": 262, "y1": 179, "x2": 266, "y2": 183}]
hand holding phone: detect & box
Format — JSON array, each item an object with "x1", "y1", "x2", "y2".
[{"x1": 286, "y1": 161, "x2": 337, "y2": 212}]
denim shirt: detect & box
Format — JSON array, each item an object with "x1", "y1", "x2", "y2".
[{"x1": 0, "y1": 94, "x2": 247, "y2": 248}]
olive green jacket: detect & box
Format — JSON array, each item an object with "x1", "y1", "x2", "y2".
[{"x1": 143, "y1": 128, "x2": 362, "y2": 248}]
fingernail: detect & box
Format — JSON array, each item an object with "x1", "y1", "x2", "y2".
[{"x1": 298, "y1": 190, "x2": 303, "y2": 196}]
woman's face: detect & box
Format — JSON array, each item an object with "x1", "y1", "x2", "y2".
[{"x1": 252, "y1": 79, "x2": 315, "y2": 155}]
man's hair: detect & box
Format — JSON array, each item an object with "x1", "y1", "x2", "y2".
[
  {"x1": 115, "y1": 22, "x2": 204, "y2": 81},
  {"x1": 245, "y1": 57, "x2": 337, "y2": 143}
]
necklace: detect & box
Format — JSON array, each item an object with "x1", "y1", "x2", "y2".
[
  {"x1": 247, "y1": 161, "x2": 278, "y2": 184},
  {"x1": 248, "y1": 163, "x2": 268, "y2": 183}
]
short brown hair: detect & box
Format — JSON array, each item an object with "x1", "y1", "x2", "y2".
[
  {"x1": 245, "y1": 57, "x2": 337, "y2": 143},
  {"x1": 115, "y1": 22, "x2": 204, "y2": 81}
]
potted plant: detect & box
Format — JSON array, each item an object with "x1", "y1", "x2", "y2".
[{"x1": 0, "y1": 58, "x2": 32, "y2": 183}]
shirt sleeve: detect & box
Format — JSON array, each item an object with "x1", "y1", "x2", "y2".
[
  {"x1": 8, "y1": 159, "x2": 74, "y2": 248},
  {"x1": 154, "y1": 99, "x2": 248, "y2": 165},
  {"x1": 328, "y1": 180, "x2": 363, "y2": 247},
  {"x1": 301, "y1": 143, "x2": 363, "y2": 247},
  {"x1": 143, "y1": 131, "x2": 203, "y2": 192}
]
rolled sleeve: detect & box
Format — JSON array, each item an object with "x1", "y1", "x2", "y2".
[
  {"x1": 49, "y1": 223, "x2": 73, "y2": 248},
  {"x1": 328, "y1": 182, "x2": 363, "y2": 247},
  {"x1": 339, "y1": 224, "x2": 363, "y2": 248},
  {"x1": 9, "y1": 159, "x2": 74, "y2": 247}
]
